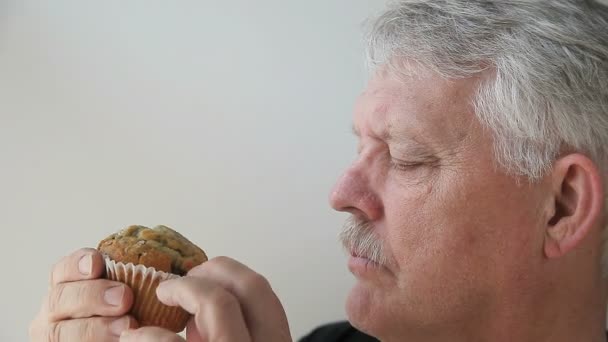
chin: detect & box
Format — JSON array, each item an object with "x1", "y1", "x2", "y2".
[
  {"x1": 345, "y1": 282, "x2": 388, "y2": 338},
  {"x1": 345, "y1": 280, "x2": 462, "y2": 340}
]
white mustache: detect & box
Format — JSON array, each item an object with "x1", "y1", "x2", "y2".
[{"x1": 339, "y1": 216, "x2": 390, "y2": 267}]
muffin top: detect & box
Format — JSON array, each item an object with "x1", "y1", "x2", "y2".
[{"x1": 97, "y1": 225, "x2": 208, "y2": 276}]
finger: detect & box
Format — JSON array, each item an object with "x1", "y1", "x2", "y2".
[
  {"x1": 185, "y1": 257, "x2": 291, "y2": 341},
  {"x1": 185, "y1": 318, "x2": 204, "y2": 342},
  {"x1": 50, "y1": 248, "x2": 105, "y2": 286},
  {"x1": 120, "y1": 326, "x2": 185, "y2": 342},
  {"x1": 156, "y1": 277, "x2": 252, "y2": 342},
  {"x1": 32, "y1": 315, "x2": 137, "y2": 342},
  {"x1": 46, "y1": 279, "x2": 133, "y2": 321}
]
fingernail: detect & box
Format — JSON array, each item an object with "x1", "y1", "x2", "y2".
[
  {"x1": 157, "y1": 279, "x2": 173, "y2": 291},
  {"x1": 104, "y1": 285, "x2": 125, "y2": 306},
  {"x1": 156, "y1": 279, "x2": 174, "y2": 298},
  {"x1": 109, "y1": 317, "x2": 130, "y2": 337},
  {"x1": 157, "y1": 279, "x2": 169, "y2": 289},
  {"x1": 78, "y1": 254, "x2": 92, "y2": 275}
]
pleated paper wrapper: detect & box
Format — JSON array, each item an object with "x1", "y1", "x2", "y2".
[{"x1": 104, "y1": 257, "x2": 191, "y2": 333}]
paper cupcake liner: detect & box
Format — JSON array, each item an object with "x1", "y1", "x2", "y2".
[{"x1": 103, "y1": 257, "x2": 191, "y2": 333}]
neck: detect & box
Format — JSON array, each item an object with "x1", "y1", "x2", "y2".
[
  {"x1": 486, "y1": 295, "x2": 607, "y2": 342},
  {"x1": 381, "y1": 274, "x2": 607, "y2": 342}
]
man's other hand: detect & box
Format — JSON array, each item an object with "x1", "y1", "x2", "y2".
[{"x1": 119, "y1": 256, "x2": 292, "y2": 342}]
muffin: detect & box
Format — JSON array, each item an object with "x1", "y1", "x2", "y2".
[{"x1": 97, "y1": 225, "x2": 208, "y2": 332}]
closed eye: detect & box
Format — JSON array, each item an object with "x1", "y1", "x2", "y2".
[{"x1": 389, "y1": 158, "x2": 423, "y2": 171}]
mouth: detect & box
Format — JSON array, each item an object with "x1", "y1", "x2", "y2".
[
  {"x1": 347, "y1": 251, "x2": 385, "y2": 277},
  {"x1": 340, "y1": 215, "x2": 391, "y2": 277},
  {"x1": 347, "y1": 248, "x2": 383, "y2": 264}
]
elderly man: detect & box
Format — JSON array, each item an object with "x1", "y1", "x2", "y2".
[{"x1": 29, "y1": 0, "x2": 608, "y2": 341}]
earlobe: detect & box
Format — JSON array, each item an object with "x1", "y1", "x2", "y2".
[
  {"x1": 543, "y1": 154, "x2": 604, "y2": 259},
  {"x1": 544, "y1": 236, "x2": 562, "y2": 258}
]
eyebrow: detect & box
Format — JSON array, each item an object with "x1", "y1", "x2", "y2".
[
  {"x1": 351, "y1": 124, "x2": 393, "y2": 142},
  {"x1": 352, "y1": 122, "x2": 440, "y2": 158}
]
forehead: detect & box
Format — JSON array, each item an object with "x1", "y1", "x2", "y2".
[{"x1": 354, "y1": 66, "x2": 480, "y2": 146}]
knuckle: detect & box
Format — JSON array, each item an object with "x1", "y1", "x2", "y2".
[
  {"x1": 47, "y1": 282, "x2": 91, "y2": 320},
  {"x1": 46, "y1": 321, "x2": 62, "y2": 342},
  {"x1": 45, "y1": 319, "x2": 98, "y2": 342},
  {"x1": 79, "y1": 319, "x2": 96, "y2": 342},
  {"x1": 210, "y1": 256, "x2": 232, "y2": 267},
  {"x1": 74, "y1": 283, "x2": 90, "y2": 302},
  {"x1": 213, "y1": 255, "x2": 231, "y2": 263},
  {"x1": 243, "y1": 272, "x2": 270, "y2": 291},
  {"x1": 208, "y1": 287, "x2": 237, "y2": 309},
  {"x1": 47, "y1": 284, "x2": 67, "y2": 318},
  {"x1": 186, "y1": 263, "x2": 204, "y2": 276}
]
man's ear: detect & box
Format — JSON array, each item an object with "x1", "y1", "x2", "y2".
[{"x1": 544, "y1": 153, "x2": 604, "y2": 258}]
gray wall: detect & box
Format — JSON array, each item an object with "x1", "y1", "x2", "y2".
[
  {"x1": 0, "y1": 1, "x2": 387, "y2": 341},
  {"x1": 2, "y1": 1, "x2": 607, "y2": 341}
]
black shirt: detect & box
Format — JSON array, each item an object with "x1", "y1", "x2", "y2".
[
  {"x1": 299, "y1": 322, "x2": 377, "y2": 342},
  {"x1": 299, "y1": 321, "x2": 608, "y2": 341}
]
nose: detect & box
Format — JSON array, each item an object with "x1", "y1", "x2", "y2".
[{"x1": 329, "y1": 163, "x2": 383, "y2": 221}]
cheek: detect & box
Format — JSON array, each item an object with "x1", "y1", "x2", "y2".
[
  {"x1": 382, "y1": 180, "x2": 445, "y2": 267},
  {"x1": 383, "y1": 171, "x2": 542, "y2": 284},
  {"x1": 431, "y1": 175, "x2": 544, "y2": 282}
]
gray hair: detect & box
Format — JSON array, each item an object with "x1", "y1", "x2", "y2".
[{"x1": 365, "y1": 0, "x2": 608, "y2": 275}]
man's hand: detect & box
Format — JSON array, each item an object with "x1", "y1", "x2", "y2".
[
  {"x1": 119, "y1": 256, "x2": 292, "y2": 342},
  {"x1": 29, "y1": 248, "x2": 138, "y2": 341}
]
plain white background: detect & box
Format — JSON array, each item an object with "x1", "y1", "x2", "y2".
[
  {"x1": 0, "y1": 1, "x2": 388, "y2": 340},
  {"x1": 2, "y1": 1, "x2": 608, "y2": 341}
]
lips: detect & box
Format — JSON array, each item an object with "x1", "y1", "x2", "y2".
[
  {"x1": 349, "y1": 251, "x2": 380, "y2": 265},
  {"x1": 347, "y1": 247, "x2": 384, "y2": 266},
  {"x1": 347, "y1": 255, "x2": 385, "y2": 277}
]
